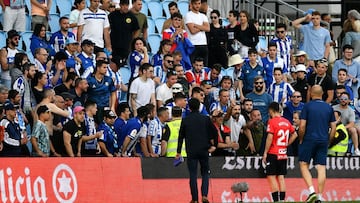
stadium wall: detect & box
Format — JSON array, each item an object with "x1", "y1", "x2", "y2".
[{"x1": 0, "y1": 157, "x2": 359, "y2": 202}]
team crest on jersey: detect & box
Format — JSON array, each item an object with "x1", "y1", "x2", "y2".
[
  {"x1": 92, "y1": 84, "x2": 96, "y2": 88},
  {"x1": 105, "y1": 82, "x2": 109, "y2": 86},
  {"x1": 246, "y1": 70, "x2": 249, "y2": 74},
  {"x1": 126, "y1": 18, "x2": 132, "y2": 23},
  {"x1": 258, "y1": 71, "x2": 261, "y2": 75}
]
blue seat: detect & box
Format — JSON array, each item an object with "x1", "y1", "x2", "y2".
[
  {"x1": 147, "y1": 17, "x2": 156, "y2": 34},
  {"x1": 25, "y1": 14, "x2": 32, "y2": 31},
  {"x1": 119, "y1": 66, "x2": 131, "y2": 85},
  {"x1": 148, "y1": 1, "x2": 163, "y2": 19},
  {"x1": 162, "y1": 0, "x2": 172, "y2": 18},
  {"x1": 20, "y1": 31, "x2": 33, "y2": 52},
  {"x1": 222, "y1": 18, "x2": 230, "y2": 27},
  {"x1": 26, "y1": 51, "x2": 35, "y2": 63},
  {"x1": 24, "y1": 0, "x2": 31, "y2": 12},
  {"x1": 154, "y1": 17, "x2": 166, "y2": 33},
  {"x1": 49, "y1": 14, "x2": 60, "y2": 32},
  {"x1": 148, "y1": 34, "x2": 161, "y2": 54},
  {"x1": 140, "y1": 1, "x2": 148, "y2": 16},
  {"x1": 177, "y1": 1, "x2": 189, "y2": 15},
  {"x1": 57, "y1": 0, "x2": 72, "y2": 17},
  {"x1": 0, "y1": 31, "x2": 6, "y2": 48},
  {"x1": 49, "y1": 0, "x2": 58, "y2": 14}
]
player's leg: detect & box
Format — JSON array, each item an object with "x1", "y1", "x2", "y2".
[
  {"x1": 187, "y1": 157, "x2": 199, "y2": 202},
  {"x1": 278, "y1": 175, "x2": 286, "y2": 201},
  {"x1": 265, "y1": 154, "x2": 280, "y2": 202},
  {"x1": 267, "y1": 175, "x2": 279, "y2": 202}
]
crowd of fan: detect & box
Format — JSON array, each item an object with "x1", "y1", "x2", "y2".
[{"x1": 0, "y1": 0, "x2": 360, "y2": 158}]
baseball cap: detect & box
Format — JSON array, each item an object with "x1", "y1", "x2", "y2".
[
  {"x1": 81, "y1": 39, "x2": 95, "y2": 46},
  {"x1": 228, "y1": 54, "x2": 244, "y2": 67},
  {"x1": 66, "y1": 38, "x2": 79, "y2": 45},
  {"x1": 73, "y1": 106, "x2": 85, "y2": 114},
  {"x1": 295, "y1": 64, "x2": 307, "y2": 72},
  {"x1": 7, "y1": 30, "x2": 20, "y2": 39},
  {"x1": 60, "y1": 92, "x2": 75, "y2": 100},
  {"x1": 104, "y1": 110, "x2": 117, "y2": 118},
  {"x1": 172, "y1": 83, "x2": 183, "y2": 93},
  {"x1": 3, "y1": 102, "x2": 16, "y2": 111},
  {"x1": 37, "y1": 105, "x2": 50, "y2": 115}
]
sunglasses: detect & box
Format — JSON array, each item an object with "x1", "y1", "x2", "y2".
[
  {"x1": 276, "y1": 30, "x2": 285, "y2": 34},
  {"x1": 166, "y1": 60, "x2": 174, "y2": 64},
  {"x1": 254, "y1": 81, "x2": 264, "y2": 85},
  {"x1": 210, "y1": 16, "x2": 218, "y2": 19},
  {"x1": 292, "y1": 95, "x2": 301, "y2": 98}
]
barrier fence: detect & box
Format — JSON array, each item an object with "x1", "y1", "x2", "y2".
[{"x1": 0, "y1": 157, "x2": 359, "y2": 202}]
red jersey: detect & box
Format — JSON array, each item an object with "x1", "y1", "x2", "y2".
[{"x1": 266, "y1": 116, "x2": 295, "y2": 159}]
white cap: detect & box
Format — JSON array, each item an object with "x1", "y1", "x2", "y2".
[
  {"x1": 295, "y1": 64, "x2": 307, "y2": 72},
  {"x1": 172, "y1": 83, "x2": 183, "y2": 93}
]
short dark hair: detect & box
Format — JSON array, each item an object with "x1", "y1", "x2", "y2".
[
  {"x1": 335, "y1": 84, "x2": 346, "y2": 91},
  {"x1": 8, "y1": 89, "x2": 19, "y2": 100},
  {"x1": 116, "y1": 102, "x2": 130, "y2": 116},
  {"x1": 229, "y1": 10, "x2": 239, "y2": 18},
  {"x1": 96, "y1": 60, "x2": 109, "y2": 69},
  {"x1": 188, "y1": 98, "x2": 200, "y2": 112},
  {"x1": 65, "y1": 72, "x2": 77, "y2": 82},
  {"x1": 193, "y1": 57, "x2": 204, "y2": 64},
  {"x1": 338, "y1": 68, "x2": 348, "y2": 74},
  {"x1": 268, "y1": 42, "x2": 277, "y2": 49},
  {"x1": 157, "y1": 107, "x2": 168, "y2": 116},
  {"x1": 22, "y1": 63, "x2": 35, "y2": 73},
  {"x1": 340, "y1": 92, "x2": 350, "y2": 99},
  {"x1": 312, "y1": 11, "x2": 321, "y2": 16},
  {"x1": 140, "y1": 63, "x2": 153, "y2": 72},
  {"x1": 268, "y1": 102, "x2": 280, "y2": 113},
  {"x1": 172, "y1": 106, "x2": 182, "y2": 117},
  {"x1": 211, "y1": 63, "x2": 222, "y2": 72},
  {"x1": 191, "y1": 87, "x2": 204, "y2": 97},
  {"x1": 131, "y1": 37, "x2": 146, "y2": 51},
  {"x1": 276, "y1": 23, "x2": 287, "y2": 30},
  {"x1": 171, "y1": 12, "x2": 182, "y2": 19},
  {"x1": 59, "y1": 16, "x2": 69, "y2": 24},
  {"x1": 168, "y1": 1, "x2": 177, "y2": 9},
  {"x1": 84, "y1": 100, "x2": 97, "y2": 109},
  {"x1": 248, "y1": 48, "x2": 258, "y2": 55},
  {"x1": 54, "y1": 51, "x2": 68, "y2": 62},
  {"x1": 137, "y1": 106, "x2": 150, "y2": 119},
  {"x1": 343, "y1": 44, "x2": 354, "y2": 52},
  {"x1": 273, "y1": 67, "x2": 283, "y2": 74},
  {"x1": 166, "y1": 69, "x2": 177, "y2": 78}
]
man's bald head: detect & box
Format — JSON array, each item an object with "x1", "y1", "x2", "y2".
[{"x1": 311, "y1": 85, "x2": 323, "y2": 99}]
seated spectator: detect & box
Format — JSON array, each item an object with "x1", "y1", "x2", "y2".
[
  {"x1": 30, "y1": 24, "x2": 56, "y2": 56},
  {"x1": 208, "y1": 63, "x2": 222, "y2": 88},
  {"x1": 185, "y1": 86, "x2": 209, "y2": 116},
  {"x1": 174, "y1": 63, "x2": 189, "y2": 96},
  {"x1": 77, "y1": 39, "x2": 96, "y2": 78},
  {"x1": 166, "y1": 92, "x2": 187, "y2": 119},
  {"x1": 185, "y1": 57, "x2": 209, "y2": 88},
  {"x1": 228, "y1": 54, "x2": 244, "y2": 94},
  {"x1": 151, "y1": 39, "x2": 172, "y2": 67},
  {"x1": 31, "y1": 105, "x2": 51, "y2": 157},
  {"x1": 11, "y1": 53, "x2": 30, "y2": 85},
  {"x1": 32, "y1": 71, "x2": 47, "y2": 104},
  {"x1": 212, "y1": 76, "x2": 236, "y2": 103},
  {"x1": 51, "y1": 95, "x2": 67, "y2": 156},
  {"x1": 98, "y1": 109, "x2": 119, "y2": 157},
  {"x1": 283, "y1": 91, "x2": 304, "y2": 123},
  {"x1": 334, "y1": 69, "x2": 354, "y2": 102},
  {"x1": 328, "y1": 110, "x2": 349, "y2": 156},
  {"x1": 201, "y1": 80, "x2": 213, "y2": 113},
  {"x1": 70, "y1": 78, "x2": 88, "y2": 106},
  {"x1": 153, "y1": 54, "x2": 174, "y2": 86},
  {"x1": 54, "y1": 72, "x2": 77, "y2": 95},
  {"x1": 64, "y1": 38, "x2": 81, "y2": 74},
  {"x1": 287, "y1": 111, "x2": 301, "y2": 156},
  {"x1": 293, "y1": 50, "x2": 314, "y2": 78},
  {"x1": 50, "y1": 51, "x2": 69, "y2": 87},
  {"x1": 268, "y1": 68, "x2": 294, "y2": 105},
  {"x1": 129, "y1": 37, "x2": 149, "y2": 79}
]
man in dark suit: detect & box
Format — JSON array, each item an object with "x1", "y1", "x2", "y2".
[{"x1": 176, "y1": 98, "x2": 217, "y2": 203}]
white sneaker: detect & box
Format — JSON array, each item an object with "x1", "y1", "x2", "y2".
[{"x1": 354, "y1": 149, "x2": 360, "y2": 156}]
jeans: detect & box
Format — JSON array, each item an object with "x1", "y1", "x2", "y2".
[{"x1": 187, "y1": 153, "x2": 209, "y2": 201}]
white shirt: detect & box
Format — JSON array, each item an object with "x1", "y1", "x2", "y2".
[
  {"x1": 156, "y1": 83, "x2": 173, "y2": 106},
  {"x1": 78, "y1": 8, "x2": 109, "y2": 48},
  {"x1": 184, "y1": 11, "x2": 208, "y2": 45},
  {"x1": 129, "y1": 77, "x2": 155, "y2": 110},
  {"x1": 225, "y1": 115, "x2": 246, "y2": 143}
]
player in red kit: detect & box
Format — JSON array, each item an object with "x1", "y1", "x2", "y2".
[{"x1": 263, "y1": 102, "x2": 298, "y2": 202}]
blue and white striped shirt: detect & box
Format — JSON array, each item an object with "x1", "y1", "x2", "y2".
[
  {"x1": 269, "y1": 81, "x2": 295, "y2": 104},
  {"x1": 270, "y1": 36, "x2": 293, "y2": 72}
]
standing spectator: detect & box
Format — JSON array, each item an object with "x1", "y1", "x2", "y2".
[
  {"x1": 114, "y1": 102, "x2": 131, "y2": 141},
  {"x1": 151, "y1": 39, "x2": 172, "y2": 67},
  {"x1": 50, "y1": 16, "x2": 76, "y2": 53},
  {"x1": 0, "y1": 0, "x2": 25, "y2": 32},
  {"x1": 156, "y1": 70, "x2": 178, "y2": 107},
  {"x1": 63, "y1": 106, "x2": 86, "y2": 157},
  {"x1": 64, "y1": 38, "x2": 81, "y2": 74},
  {"x1": 174, "y1": 63, "x2": 190, "y2": 96},
  {"x1": 87, "y1": 60, "x2": 117, "y2": 122},
  {"x1": 153, "y1": 53, "x2": 173, "y2": 86},
  {"x1": 82, "y1": 100, "x2": 101, "y2": 156},
  {"x1": 161, "y1": 106, "x2": 186, "y2": 157},
  {"x1": 333, "y1": 71, "x2": 354, "y2": 104},
  {"x1": 291, "y1": 64, "x2": 308, "y2": 103},
  {"x1": 226, "y1": 10, "x2": 240, "y2": 56},
  {"x1": 77, "y1": 0, "x2": 112, "y2": 52},
  {"x1": 332, "y1": 45, "x2": 360, "y2": 98},
  {"x1": 292, "y1": 11, "x2": 331, "y2": 62},
  {"x1": 246, "y1": 75, "x2": 273, "y2": 123},
  {"x1": 129, "y1": 63, "x2": 156, "y2": 116},
  {"x1": 98, "y1": 109, "x2": 119, "y2": 157},
  {"x1": 120, "y1": 106, "x2": 149, "y2": 157},
  {"x1": 30, "y1": 24, "x2": 56, "y2": 57},
  {"x1": 32, "y1": 71, "x2": 47, "y2": 104},
  {"x1": 147, "y1": 107, "x2": 169, "y2": 157},
  {"x1": 129, "y1": 37, "x2": 149, "y2": 79},
  {"x1": 307, "y1": 59, "x2": 334, "y2": 103},
  {"x1": 206, "y1": 10, "x2": 227, "y2": 68},
  {"x1": 199, "y1": 0, "x2": 212, "y2": 20},
  {"x1": 50, "y1": 51, "x2": 68, "y2": 87},
  {"x1": 328, "y1": 111, "x2": 349, "y2": 156},
  {"x1": 261, "y1": 43, "x2": 286, "y2": 89},
  {"x1": 30, "y1": 0, "x2": 51, "y2": 30},
  {"x1": 176, "y1": 98, "x2": 217, "y2": 203},
  {"x1": 263, "y1": 102, "x2": 298, "y2": 202},
  {"x1": 268, "y1": 68, "x2": 294, "y2": 105},
  {"x1": 237, "y1": 10, "x2": 258, "y2": 58},
  {"x1": 131, "y1": 0, "x2": 148, "y2": 41},
  {"x1": 69, "y1": 0, "x2": 86, "y2": 38},
  {"x1": 241, "y1": 97, "x2": 253, "y2": 122},
  {"x1": 70, "y1": 77, "x2": 88, "y2": 106},
  {"x1": 332, "y1": 92, "x2": 360, "y2": 156},
  {"x1": 54, "y1": 72, "x2": 76, "y2": 95},
  {"x1": 239, "y1": 49, "x2": 266, "y2": 101},
  {"x1": 209, "y1": 89, "x2": 230, "y2": 114},
  {"x1": 51, "y1": 95, "x2": 66, "y2": 156},
  {"x1": 342, "y1": 19, "x2": 360, "y2": 62},
  {"x1": 282, "y1": 91, "x2": 304, "y2": 123},
  {"x1": 33, "y1": 48, "x2": 50, "y2": 74},
  {"x1": 184, "y1": 0, "x2": 210, "y2": 66},
  {"x1": 10, "y1": 53, "x2": 30, "y2": 85},
  {"x1": 270, "y1": 23, "x2": 293, "y2": 72},
  {"x1": 298, "y1": 85, "x2": 336, "y2": 202},
  {"x1": 0, "y1": 30, "x2": 21, "y2": 89},
  {"x1": 186, "y1": 86, "x2": 209, "y2": 116},
  {"x1": 108, "y1": 0, "x2": 139, "y2": 67},
  {"x1": 77, "y1": 39, "x2": 96, "y2": 79},
  {"x1": 31, "y1": 105, "x2": 51, "y2": 157},
  {"x1": 0, "y1": 102, "x2": 27, "y2": 156}
]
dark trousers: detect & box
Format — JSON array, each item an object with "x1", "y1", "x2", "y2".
[
  {"x1": 187, "y1": 153, "x2": 210, "y2": 201},
  {"x1": 190, "y1": 45, "x2": 209, "y2": 67}
]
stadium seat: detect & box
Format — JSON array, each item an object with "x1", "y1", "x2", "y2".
[
  {"x1": 162, "y1": 0, "x2": 172, "y2": 18},
  {"x1": 154, "y1": 17, "x2": 166, "y2": 33},
  {"x1": 148, "y1": 0, "x2": 163, "y2": 19},
  {"x1": 25, "y1": 14, "x2": 32, "y2": 31},
  {"x1": 119, "y1": 66, "x2": 131, "y2": 85},
  {"x1": 140, "y1": 1, "x2": 148, "y2": 16},
  {"x1": 57, "y1": 0, "x2": 72, "y2": 17},
  {"x1": 26, "y1": 51, "x2": 35, "y2": 63},
  {"x1": 222, "y1": 18, "x2": 230, "y2": 27},
  {"x1": 177, "y1": 1, "x2": 189, "y2": 15},
  {"x1": 0, "y1": 31, "x2": 6, "y2": 48},
  {"x1": 148, "y1": 34, "x2": 161, "y2": 54},
  {"x1": 49, "y1": 14, "x2": 60, "y2": 32},
  {"x1": 20, "y1": 31, "x2": 33, "y2": 52},
  {"x1": 49, "y1": 0, "x2": 58, "y2": 14},
  {"x1": 223, "y1": 67, "x2": 234, "y2": 79},
  {"x1": 147, "y1": 17, "x2": 156, "y2": 34},
  {"x1": 24, "y1": 0, "x2": 31, "y2": 12}
]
